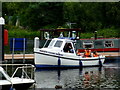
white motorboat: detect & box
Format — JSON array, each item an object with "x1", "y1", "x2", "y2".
[
  {"x1": 34, "y1": 37, "x2": 105, "y2": 68},
  {"x1": 0, "y1": 65, "x2": 35, "y2": 90}
]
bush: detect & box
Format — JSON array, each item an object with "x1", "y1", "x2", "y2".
[
  {"x1": 7, "y1": 26, "x2": 40, "y2": 39},
  {"x1": 80, "y1": 28, "x2": 119, "y2": 39}
]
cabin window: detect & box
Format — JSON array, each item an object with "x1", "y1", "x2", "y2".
[
  {"x1": 83, "y1": 41, "x2": 94, "y2": 49},
  {"x1": 104, "y1": 40, "x2": 114, "y2": 47},
  {"x1": 54, "y1": 40, "x2": 63, "y2": 47},
  {"x1": 49, "y1": 40, "x2": 55, "y2": 47}
]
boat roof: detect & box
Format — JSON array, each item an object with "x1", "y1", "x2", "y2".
[{"x1": 53, "y1": 37, "x2": 74, "y2": 42}]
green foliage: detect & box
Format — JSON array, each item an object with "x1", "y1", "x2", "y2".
[
  {"x1": 7, "y1": 25, "x2": 119, "y2": 39},
  {"x1": 2, "y1": 2, "x2": 120, "y2": 34},
  {"x1": 7, "y1": 26, "x2": 40, "y2": 39},
  {"x1": 80, "y1": 32, "x2": 94, "y2": 39},
  {"x1": 63, "y1": 2, "x2": 120, "y2": 32},
  {"x1": 80, "y1": 28, "x2": 119, "y2": 39},
  {"x1": 27, "y1": 2, "x2": 63, "y2": 30},
  {"x1": 98, "y1": 28, "x2": 119, "y2": 38}
]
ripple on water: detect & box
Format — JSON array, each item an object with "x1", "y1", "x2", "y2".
[{"x1": 35, "y1": 66, "x2": 120, "y2": 89}]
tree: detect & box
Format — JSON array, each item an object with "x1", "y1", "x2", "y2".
[
  {"x1": 19, "y1": 2, "x2": 64, "y2": 30},
  {"x1": 3, "y1": 2, "x2": 64, "y2": 30},
  {"x1": 3, "y1": 2, "x2": 120, "y2": 32}
]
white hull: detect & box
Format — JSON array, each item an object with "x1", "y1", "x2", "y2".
[
  {"x1": 34, "y1": 51, "x2": 105, "y2": 68},
  {"x1": 34, "y1": 37, "x2": 105, "y2": 68}
]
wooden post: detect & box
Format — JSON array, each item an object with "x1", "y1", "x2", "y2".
[
  {"x1": 0, "y1": 17, "x2": 5, "y2": 63},
  {"x1": 95, "y1": 31, "x2": 97, "y2": 40}
]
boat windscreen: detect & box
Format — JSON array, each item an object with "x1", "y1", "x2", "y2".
[
  {"x1": 54, "y1": 40, "x2": 63, "y2": 48},
  {"x1": 48, "y1": 40, "x2": 55, "y2": 47}
]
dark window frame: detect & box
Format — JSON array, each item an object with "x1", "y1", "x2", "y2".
[{"x1": 104, "y1": 40, "x2": 114, "y2": 48}]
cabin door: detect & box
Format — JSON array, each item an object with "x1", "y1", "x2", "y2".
[{"x1": 63, "y1": 43, "x2": 75, "y2": 54}]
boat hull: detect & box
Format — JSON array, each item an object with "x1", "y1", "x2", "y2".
[
  {"x1": 34, "y1": 52, "x2": 105, "y2": 68},
  {"x1": 10, "y1": 78, "x2": 35, "y2": 90},
  {"x1": 13, "y1": 82, "x2": 34, "y2": 90},
  {"x1": 0, "y1": 83, "x2": 34, "y2": 90},
  {"x1": 0, "y1": 85, "x2": 12, "y2": 90}
]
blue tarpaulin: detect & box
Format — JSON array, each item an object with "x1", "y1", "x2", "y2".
[{"x1": 10, "y1": 38, "x2": 27, "y2": 51}]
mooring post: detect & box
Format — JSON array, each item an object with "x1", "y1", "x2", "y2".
[
  {"x1": 79, "y1": 59, "x2": 83, "y2": 71},
  {"x1": 0, "y1": 16, "x2": 5, "y2": 63},
  {"x1": 99, "y1": 57, "x2": 102, "y2": 67},
  {"x1": 23, "y1": 38, "x2": 26, "y2": 63},
  {"x1": 79, "y1": 59, "x2": 82, "y2": 67},
  {"x1": 58, "y1": 56, "x2": 61, "y2": 68},
  {"x1": 12, "y1": 38, "x2": 15, "y2": 64},
  {"x1": 94, "y1": 31, "x2": 97, "y2": 40}
]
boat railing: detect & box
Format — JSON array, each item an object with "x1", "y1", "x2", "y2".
[
  {"x1": 43, "y1": 39, "x2": 50, "y2": 48},
  {"x1": 0, "y1": 64, "x2": 35, "y2": 79}
]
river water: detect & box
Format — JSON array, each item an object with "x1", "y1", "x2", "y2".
[{"x1": 34, "y1": 57, "x2": 120, "y2": 89}]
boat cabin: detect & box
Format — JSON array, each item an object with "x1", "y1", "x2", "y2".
[{"x1": 46, "y1": 38, "x2": 76, "y2": 54}]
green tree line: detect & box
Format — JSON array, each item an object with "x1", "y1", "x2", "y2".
[{"x1": 2, "y1": 2, "x2": 120, "y2": 33}]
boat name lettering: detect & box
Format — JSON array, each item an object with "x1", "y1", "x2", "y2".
[{"x1": 39, "y1": 50, "x2": 63, "y2": 56}]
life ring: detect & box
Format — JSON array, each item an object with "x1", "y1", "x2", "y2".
[{"x1": 44, "y1": 32, "x2": 49, "y2": 39}]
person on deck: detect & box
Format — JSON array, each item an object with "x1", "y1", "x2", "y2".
[
  {"x1": 84, "y1": 49, "x2": 91, "y2": 57},
  {"x1": 67, "y1": 44, "x2": 74, "y2": 53},
  {"x1": 76, "y1": 49, "x2": 81, "y2": 56},
  {"x1": 93, "y1": 51, "x2": 99, "y2": 57},
  {"x1": 64, "y1": 43, "x2": 74, "y2": 53}
]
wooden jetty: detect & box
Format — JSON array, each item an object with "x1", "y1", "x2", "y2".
[
  {"x1": 3, "y1": 52, "x2": 120, "y2": 66},
  {"x1": 99, "y1": 52, "x2": 120, "y2": 57},
  {"x1": 4, "y1": 52, "x2": 119, "y2": 60},
  {"x1": 4, "y1": 54, "x2": 34, "y2": 60},
  {"x1": 4, "y1": 54, "x2": 34, "y2": 64}
]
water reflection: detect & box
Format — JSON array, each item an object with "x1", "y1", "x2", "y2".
[
  {"x1": 63, "y1": 67, "x2": 103, "y2": 89},
  {"x1": 35, "y1": 66, "x2": 120, "y2": 89}
]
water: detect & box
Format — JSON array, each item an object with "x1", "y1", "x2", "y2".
[{"x1": 34, "y1": 58, "x2": 120, "y2": 89}]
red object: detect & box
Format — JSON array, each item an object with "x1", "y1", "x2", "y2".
[
  {"x1": 78, "y1": 48, "x2": 119, "y2": 52},
  {"x1": 4, "y1": 29, "x2": 8, "y2": 46}
]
